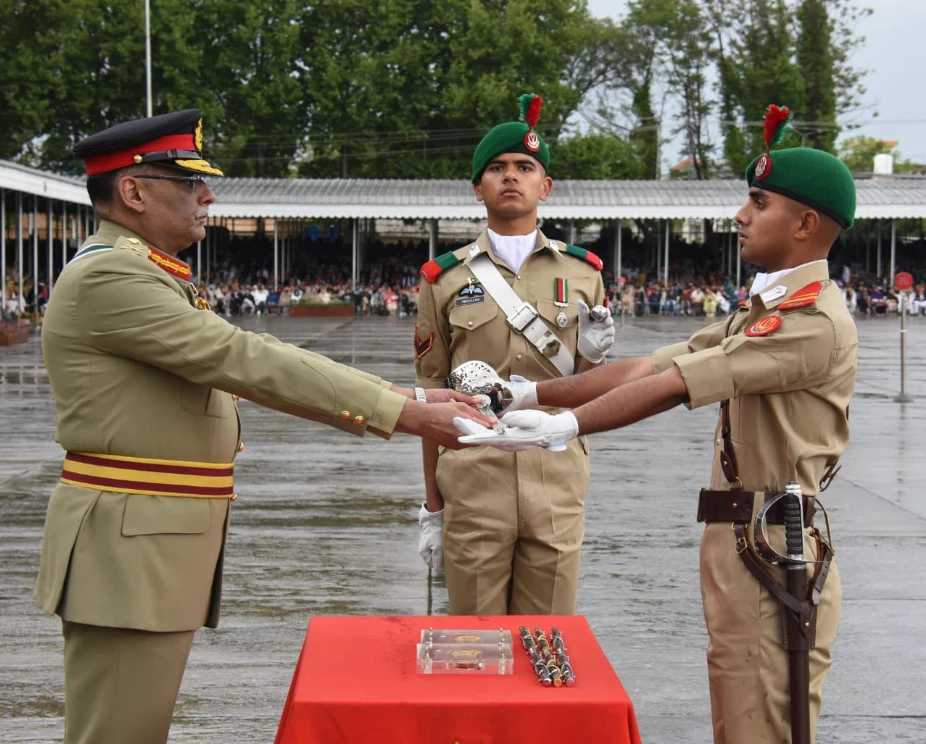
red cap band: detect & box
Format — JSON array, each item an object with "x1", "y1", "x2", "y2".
[{"x1": 84, "y1": 133, "x2": 196, "y2": 176}]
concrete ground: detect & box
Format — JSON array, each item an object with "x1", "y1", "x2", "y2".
[{"x1": 1, "y1": 313, "x2": 923, "y2": 743}]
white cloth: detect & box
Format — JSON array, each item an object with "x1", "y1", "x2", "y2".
[
  {"x1": 749, "y1": 260, "x2": 828, "y2": 296},
  {"x1": 487, "y1": 229, "x2": 537, "y2": 273}
]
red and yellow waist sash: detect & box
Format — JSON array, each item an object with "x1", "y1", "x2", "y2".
[{"x1": 61, "y1": 452, "x2": 235, "y2": 499}]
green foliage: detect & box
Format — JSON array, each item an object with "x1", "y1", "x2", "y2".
[
  {"x1": 0, "y1": 0, "x2": 871, "y2": 181},
  {"x1": 839, "y1": 136, "x2": 925, "y2": 175},
  {"x1": 554, "y1": 133, "x2": 649, "y2": 180}
]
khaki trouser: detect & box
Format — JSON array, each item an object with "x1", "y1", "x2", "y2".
[
  {"x1": 437, "y1": 438, "x2": 589, "y2": 615},
  {"x1": 63, "y1": 621, "x2": 195, "y2": 744},
  {"x1": 700, "y1": 502, "x2": 841, "y2": 744}
]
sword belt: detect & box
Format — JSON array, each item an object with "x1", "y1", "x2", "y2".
[
  {"x1": 60, "y1": 451, "x2": 236, "y2": 500},
  {"x1": 697, "y1": 489, "x2": 816, "y2": 525}
]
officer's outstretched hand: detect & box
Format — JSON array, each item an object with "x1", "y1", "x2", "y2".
[
  {"x1": 577, "y1": 299, "x2": 616, "y2": 364},
  {"x1": 397, "y1": 401, "x2": 496, "y2": 450},
  {"x1": 454, "y1": 410, "x2": 579, "y2": 452}
]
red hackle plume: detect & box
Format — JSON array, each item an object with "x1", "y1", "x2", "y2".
[
  {"x1": 521, "y1": 95, "x2": 543, "y2": 130},
  {"x1": 763, "y1": 104, "x2": 793, "y2": 149}
]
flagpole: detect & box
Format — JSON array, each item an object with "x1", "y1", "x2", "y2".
[{"x1": 145, "y1": 0, "x2": 152, "y2": 117}]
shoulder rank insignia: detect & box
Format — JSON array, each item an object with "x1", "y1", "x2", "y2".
[
  {"x1": 778, "y1": 281, "x2": 822, "y2": 310},
  {"x1": 421, "y1": 249, "x2": 465, "y2": 284},
  {"x1": 745, "y1": 315, "x2": 782, "y2": 337},
  {"x1": 564, "y1": 244, "x2": 604, "y2": 271},
  {"x1": 414, "y1": 323, "x2": 434, "y2": 358},
  {"x1": 146, "y1": 245, "x2": 192, "y2": 281}
]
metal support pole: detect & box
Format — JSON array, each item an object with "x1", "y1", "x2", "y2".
[
  {"x1": 663, "y1": 219, "x2": 670, "y2": 286},
  {"x1": 32, "y1": 199, "x2": 39, "y2": 307},
  {"x1": 876, "y1": 222, "x2": 882, "y2": 279},
  {"x1": 1, "y1": 188, "x2": 5, "y2": 306},
  {"x1": 61, "y1": 202, "x2": 68, "y2": 270},
  {"x1": 47, "y1": 199, "x2": 53, "y2": 292},
  {"x1": 615, "y1": 219, "x2": 622, "y2": 288},
  {"x1": 273, "y1": 221, "x2": 279, "y2": 285},
  {"x1": 196, "y1": 240, "x2": 202, "y2": 285},
  {"x1": 895, "y1": 289, "x2": 913, "y2": 403},
  {"x1": 428, "y1": 219, "x2": 437, "y2": 261},
  {"x1": 889, "y1": 220, "x2": 897, "y2": 284},
  {"x1": 17, "y1": 193, "x2": 24, "y2": 312},
  {"x1": 351, "y1": 219, "x2": 358, "y2": 288}
]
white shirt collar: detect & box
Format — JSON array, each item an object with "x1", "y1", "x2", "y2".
[
  {"x1": 749, "y1": 259, "x2": 828, "y2": 296},
  {"x1": 487, "y1": 229, "x2": 537, "y2": 273}
]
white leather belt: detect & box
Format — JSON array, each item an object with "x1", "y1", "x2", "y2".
[{"x1": 468, "y1": 254, "x2": 574, "y2": 376}]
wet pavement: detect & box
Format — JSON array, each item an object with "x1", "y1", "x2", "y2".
[{"x1": 1, "y1": 313, "x2": 924, "y2": 743}]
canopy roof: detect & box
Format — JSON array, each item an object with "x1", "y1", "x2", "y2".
[{"x1": 2, "y1": 159, "x2": 924, "y2": 221}]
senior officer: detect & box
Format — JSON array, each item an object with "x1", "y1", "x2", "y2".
[
  {"x1": 458, "y1": 106, "x2": 857, "y2": 743},
  {"x1": 35, "y1": 109, "x2": 490, "y2": 744},
  {"x1": 414, "y1": 94, "x2": 615, "y2": 614}
]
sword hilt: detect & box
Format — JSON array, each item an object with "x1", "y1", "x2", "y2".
[{"x1": 784, "y1": 480, "x2": 805, "y2": 565}]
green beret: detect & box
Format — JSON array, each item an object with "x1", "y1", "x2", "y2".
[
  {"x1": 745, "y1": 147, "x2": 856, "y2": 229},
  {"x1": 472, "y1": 94, "x2": 550, "y2": 182}
]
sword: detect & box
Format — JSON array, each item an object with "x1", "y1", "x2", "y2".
[{"x1": 784, "y1": 480, "x2": 811, "y2": 744}]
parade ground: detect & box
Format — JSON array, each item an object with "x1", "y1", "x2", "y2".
[{"x1": 1, "y1": 313, "x2": 924, "y2": 743}]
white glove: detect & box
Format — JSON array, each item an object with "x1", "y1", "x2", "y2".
[
  {"x1": 417, "y1": 502, "x2": 444, "y2": 575},
  {"x1": 505, "y1": 374, "x2": 538, "y2": 412},
  {"x1": 454, "y1": 410, "x2": 578, "y2": 452},
  {"x1": 576, "y1": 299, "x2": 616, "y2": 364}
]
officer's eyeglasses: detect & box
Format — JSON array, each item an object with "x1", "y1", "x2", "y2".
[{"x1": 134, "y1": 174, "x2": 209, "y2": 192}]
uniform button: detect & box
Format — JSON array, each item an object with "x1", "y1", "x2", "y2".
[
  {"x1": 354, "y1": 415, "x2": 365, "y2": 425},
  {"x1": 230, "y1": 494, "x2": 238, "y2": 502},
  {"x1": 237, "y1": 442, "x2": 245, "y2": 453},
  {"x1": 516, "y1": 353, "x2": 523, "y2": 360},
  {"x1": 516, "y1": 274, "x2": 521, "y2": 280},
  {"x1": 716, "y1": 438, "x2": 721, "y2": 445},
  {"x1": 340, "y1": 410, "x2": 351, "y2": 420},
  {"x1": 467, "y1": 321, "x2": 473, "y2": 327},
  {"x1": 232, "y1": 394, "x2": 240, "y2": 402}
]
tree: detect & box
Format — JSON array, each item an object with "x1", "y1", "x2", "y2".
[
  {"x1": 554, "y1": 133, "x2": 648, "y2": 180},
  {"x1": 840, "y1": 136, "x2": 925, "y2": 175}
]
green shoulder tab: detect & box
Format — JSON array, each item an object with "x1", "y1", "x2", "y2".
[
  {"x1": 565, "y1": 244, "x2": 604, "y2": 271},
  {"x1": 420, "y1": 247, "x2": 468, "y2": 284}
]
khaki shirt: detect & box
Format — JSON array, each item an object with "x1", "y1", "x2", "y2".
[
  {"x1": 415, "y1": 230, "x2": 606, "y2": 389},
  {"x1": 35, "y1": 220, "x2": 407, "y2": 631},
  {"x1": 651, "y1": 262, "x2": 858, "y2": 496}
]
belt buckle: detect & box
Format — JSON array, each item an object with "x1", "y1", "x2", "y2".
[
  {"x1": 732, "y1": 524, "x2": 749, "y2": 554},
  {"x1": 507, "y1": 302, "x2": 539, "y2": 333}
]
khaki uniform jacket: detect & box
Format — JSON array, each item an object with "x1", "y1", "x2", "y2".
[
  {"x1": 34, "y1": 221, "x2": 407, "y2": 632},
  {"x1": 415, "y1": 230, "x2": 606, "y2": 389},
  {"x1": 652, "y1": 262, "x2": 858, "y2": 495},
  {"x1": 415, "y1": 230, "x2": 605, "y2": 499}
]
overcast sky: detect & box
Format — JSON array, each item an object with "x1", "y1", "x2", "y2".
[{"x1": 586, "y1": 0, "x2": 926, "y2": 166}]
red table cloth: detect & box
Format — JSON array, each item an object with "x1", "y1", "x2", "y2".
[{"x1": 274, "y1": 615, "x2": 642, "y2": 744}]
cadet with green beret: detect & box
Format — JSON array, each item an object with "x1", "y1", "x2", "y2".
[
  {"x1": 414, "y1": 94, "x2": 615, "y2": 615},
  {"x1": 458, "y1": 105, "x2": 857, "y2": 743},
  {"x1": 35, "y1": 109, "x2": 489, "y2": 744}
]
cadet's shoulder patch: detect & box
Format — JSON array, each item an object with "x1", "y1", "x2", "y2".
[
  {"x1": 113, "y1": 235, "x2": 150, "y2": 258},
  {"x1": 778, "y1": 281, "x2": 822, "y2": 311},
  {"x1": 745, "y1": 315, "x2": 782, "y2": 337},
  {"x1": 420, "y1": 249, "x2": 465, "y2": 284},
  {"x1": 564, "y1": 244, "x2": 604, "y2": 271}
]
